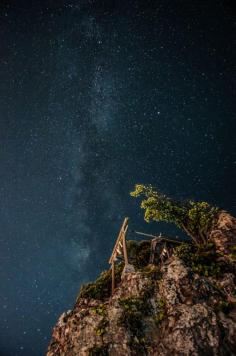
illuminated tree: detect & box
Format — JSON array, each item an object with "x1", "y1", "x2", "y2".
[{"x1": 130, "y1": 184, "x2": 219, "y2": 246}]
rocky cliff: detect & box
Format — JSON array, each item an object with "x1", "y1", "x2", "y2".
[{"x1": 47, "y1": 212, "x2": 236, "y2": 355}]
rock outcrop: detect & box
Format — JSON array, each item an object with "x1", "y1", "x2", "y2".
[
  {"x1": 47, "y1": 213, "x2": 236, "y2": 355},
  {"x1": 210, "y1": 212, "x2": 236, "y2": 262}
]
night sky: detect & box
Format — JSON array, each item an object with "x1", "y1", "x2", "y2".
[{"x1": 0, "y1": 1, "x2": 235, "y2": 355}]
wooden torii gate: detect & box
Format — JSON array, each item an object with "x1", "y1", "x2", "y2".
[{"x1": 108, "y1": 217, "x2": 129, "y2": 295}]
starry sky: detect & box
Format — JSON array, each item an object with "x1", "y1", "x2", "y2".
[{"x1": 0, "y1": 1, "x2": 235, "y2": 355}]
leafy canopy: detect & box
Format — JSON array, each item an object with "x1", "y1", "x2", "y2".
[{"x1": 130, "y1": 184, "x2": 219, "y2": 246}]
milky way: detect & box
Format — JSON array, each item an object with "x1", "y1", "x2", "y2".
[{"x1": 0, "y1": 1, "x2": 235, "y2": 355}]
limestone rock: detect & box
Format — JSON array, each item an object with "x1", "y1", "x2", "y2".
[
  {"x1": 210, "y1": 211, "x2": 236, "y2": 262},
  {"x1": 47, "y1": 213, "x2": 236, "y2": 355}
]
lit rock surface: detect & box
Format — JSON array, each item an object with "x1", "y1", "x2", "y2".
[{"x1": 210, "y1": 212, "x2": 236, "y2": 262}]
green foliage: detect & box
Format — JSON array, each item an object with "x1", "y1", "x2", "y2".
[
  {"x1": 140, "y1": 264, "x2": 162, "y2": 281},
  {"x1": 130, "y1": 184, "x2": 186, "y2": 226},
  {"x1": 91, "y1": 304, "x2": 107, "y2": 317},
  {"x1": 92, "y1": 304, "x2": 109, "y2": 339},
  {"x1": 119, "y1": 296, "x2": 153, "y2": 317},
  {"x1": 118, "y1": 294, "x2": 166, "y2": 353},
  {"x1": 126, "y1": 240, "x2": 151, "y2": 268},
  {"x1": 154, "y1": 298, "x2": 166, "y2": 326},
  {"x1": 174, "y1": 243, "x2": 226, "y2": 277},
  {"x1": 187, "y1": 201, "x2": 219, "y2": 245},
  {"x1": 89, "y1": 345, "x2": 109, "y2": 356},
  {"x1": 78, "y1": 263, "x2": 124, "y2": 301},
  {"x1": 95, "y1": 318, "x2": 109, "y2": 337},
  {"x1": 79, "y1": 270, "x2": 111, "y2": 300},
  {"x1": 156, "y1": 298, "x2": 165, "y2": 309},
  {"x1": 174, "y1": 243, "x2": 194, "y2": 258},
  {"x1": 118, "y1": 296, "x2": 153, "y2": 354},
  {"x1": 130, "y1": 184, "x2": 219, "y2": 245},
  {"x1": 118, "y1": 297, "x2": 144, "y2": 332}
]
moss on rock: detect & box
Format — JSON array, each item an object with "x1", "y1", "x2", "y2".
[
  {"x1": 140, "y1": 264, "x2": 162, "y2": 280},
  {"x1": 91, "y1": 304, "x2": 107, "y2": 317},
  {"x1": 154, "y1": 298, "x2": 166, "y2": 326},
  {"x1": 95, "y1": 318, "x2": 109, "y2": 337},
  {"x1": 78, "y1": 263, "x2": 124, "y2": 301},
  {"x1": 174, "y1": 243, "x2": 227, "y2": 277},
  {"x1": 118, "y1": 292, "x2": 154, "y2": 354}
]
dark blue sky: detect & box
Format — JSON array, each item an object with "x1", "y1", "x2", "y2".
[{"x1": 0, "y1": 1, "x2": 235, "y2": 355}]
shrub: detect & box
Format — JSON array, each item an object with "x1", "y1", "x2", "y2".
[
  {"x1": 78, "y1": 263, "x2": 124, "y2": 301},
  {"x1": 174, "y1": 243, "x2": 226, "y2": 277},
  {"x1": 126, "y1": 240, "x2": 151, "y2": 268},
  {"x1": 118, "y1": 296, "x2": 153, "y2": 354}
]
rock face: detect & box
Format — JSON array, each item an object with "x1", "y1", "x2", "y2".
[
  {"x1": 47, "y1": 213, "x2": 236, "y2": 356},
  {"x1": 210, "y1": 212, "x2": 236, "y2": 262}
]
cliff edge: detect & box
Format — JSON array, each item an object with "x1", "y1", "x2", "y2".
[{"x1": 47, "y1": 212, "x2": 236, "y2": 355}]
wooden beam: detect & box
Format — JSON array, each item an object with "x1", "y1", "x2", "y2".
[
  {"x1": 109, "y1": 217, "x2": 129, "y2": 296},
  {"x1": 109, "y1": 218, "x2": 129, "y2": 296},
  {"x1": 122, "y1": 224, "x2": 129, "y2": 265},
  {"x1": 109, "y1": 217, "x2": 129, "y2": 264},
  {"x1": 133, "y1": 231, "x2": 188, "y2": 244}
]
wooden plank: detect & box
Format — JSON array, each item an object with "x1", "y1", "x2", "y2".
[
  {"x1": 133, "y1": 231, "x2": 187, "y2": 244},
  {"x1": 109, "y1": 217, "x2": 129, "y2": 296},
  {"x1": 122, "y1": 224, "x2": 129, "y2": 265},
  {"x1": 109, "y1": 217, "x2": 129, "y2": 264}
]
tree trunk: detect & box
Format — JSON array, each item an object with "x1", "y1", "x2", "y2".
[{"x1": 181, "y1": 224, "x2": 200, "y2": 246}]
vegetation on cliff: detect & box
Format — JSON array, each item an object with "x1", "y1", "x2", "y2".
[
  {"x1": 77, "y1": 240, "x2": 163, "y2": 301},
  {"x1": 78, "y1": 263, "x2": 124, "y2": 301},
  {"x1": 174, "y1": 243, "x2": 227, "y2": 277}
]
